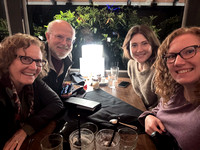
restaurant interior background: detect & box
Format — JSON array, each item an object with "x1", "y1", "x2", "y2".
[{"x1": 0, "y1": 0, "x2": 200, "y2": 75}]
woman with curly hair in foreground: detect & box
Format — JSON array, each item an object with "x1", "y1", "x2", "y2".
[{"x1": 138, "y1": 26, "x2": 200, "y2": 150}]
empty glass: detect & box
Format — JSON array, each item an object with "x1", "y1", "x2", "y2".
[
  {"x1": 40, "y1": 133, "x2": 63, "y2": 150},
  {"x1": 111, "y1": 66, "x2": 119, "y2": 81},
  {"x1": 108, "y1": 73, "x2": 116, "y2": 89},
  {"x1": 80, "y1": 122, "x2": 98, "y2": 135},
  {"x1": 69, "y1": 128, "x2": 95, "y2": 150},
  {"x1": 95, "y1": 129, "x2": 120, "y2": 150},
  {"x1": 118, "y1": 127, "x2": 138, "y2": 150}
]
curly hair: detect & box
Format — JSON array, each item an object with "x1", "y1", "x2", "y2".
[
  {"x1": 154, "y1": 26, "x2": 200, "y2": 103},
  {"x1": 122, "y1": 25, "x2": 160, "y2": 66},
  {"x1": 0, "y1": 33, "x2": 49, "y2": 78}
]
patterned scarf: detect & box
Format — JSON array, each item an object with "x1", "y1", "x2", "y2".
[{"x1": 10, "y1": 80, "x2": 34, "y2": 121}]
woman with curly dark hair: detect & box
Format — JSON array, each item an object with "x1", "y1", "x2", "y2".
[
  {"x1": 0, "y1": 33, "x2": 64, "y2": 150},
  {"x1": 122, "y1": 25, "x2": 160, "y2": 110},
  {"x1": 138, "y1": 26, "x2": 200, "y2": 150}
]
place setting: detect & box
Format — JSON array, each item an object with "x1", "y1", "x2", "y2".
[{"x1": 40, "y1": 113, "x2": 139, "y2": 150}]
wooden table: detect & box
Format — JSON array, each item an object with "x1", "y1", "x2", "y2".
[
  {"x1": 20, "y1": 77, "x2": 156, "y2": 150},
  {"x1": 100, "y1": 78, "x2": 147, "y2": 112},
  {"x1": 100, "y1": 77, "x2": 156, "y2": 150}
]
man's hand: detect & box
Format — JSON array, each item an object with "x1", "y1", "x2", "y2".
[{"x1": 61, "y1": 92, "x2": 72, "y2": 98}]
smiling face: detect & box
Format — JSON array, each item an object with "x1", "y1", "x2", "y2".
[
  {"x1": 167, "y1": 33, "x2": 200, "y2": 87},
  {"x1": 130, "y1": 33, "x2": 152, "y2": 64},
  {"x1": 9, "y1": 44, "x2": 42, "y2": 91},
  {"x1": 46, "y1": 21, "x2": 75, "y2": 60}
]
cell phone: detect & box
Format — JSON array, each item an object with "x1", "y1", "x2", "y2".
[
  {"x1": 118, "y1": 81, "x2": 130, "y2": 88},
  {"x1": 61, "y1": 84, "x2": 73, "y2": 95}
]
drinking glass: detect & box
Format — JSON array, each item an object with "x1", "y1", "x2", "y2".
[
  {"x1": 118, "y1": 127, "x2": 138, "y2": 150},
  {"x1": 111, "y1": 66, "x2": 119, "y2": 81},
  {"x1": 95, "y1": 129, "x2": 120, "y2": 150},
  {"x1": 108, "y1": 74, "x2": 116, "y2": 89},
  {"x1": 40, "y1": 133, "x2": 63, "y2": 150},
  {"x1": 80, "y1": 122, "x2": 98, "y2": 135},
  {"x1": 69, "y1": 128, "x2": 95, "y2": 150}
]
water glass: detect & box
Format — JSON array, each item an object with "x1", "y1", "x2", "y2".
[
  {"x1": 118, "y1": 127, "x2": 138, "y2": 150},
  {"x1": 95, "y1": 129, "x2": 120, "y2": 150},
  {"x1": 69, "y1": 128, "x2": 95, "y2": 150},
  {"x1": 108, "y1": 74, "x2": 116, "y2": 89},
  {"x1": 40, "y1": 133, "x2": 63, "y2": 150},
  {"x1": 111, "y1": 66, "x2": 119, "y2": 81},
  {"x1": 80, "y1": 122, "x2": 98, "y2": 135}
]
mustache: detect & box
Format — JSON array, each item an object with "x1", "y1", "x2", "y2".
[
  {"x1": 65, "y1": 45, "x2": 69, "y2": 49},
  {"x1": 58, "y1": 45, "x2": 71, "y2": 50}
]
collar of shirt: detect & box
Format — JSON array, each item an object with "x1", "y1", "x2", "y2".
[{"x1": 47, "y1": 47, "x2": 64, "y2": 76}]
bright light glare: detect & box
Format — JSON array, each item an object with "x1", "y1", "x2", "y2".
[
  {"x1": 80, "y1": 44, "x2": 105, "y2": 77},
  {"x1": 82, "y1": 44, "x2": 103, "y2": 58},
  {"x1": 80, "y1": 57, "x2": 105, "y2": 76}
]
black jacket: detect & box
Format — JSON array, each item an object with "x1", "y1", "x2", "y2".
[
  {"x1": 0, "y1": 76, "x2": 64, "y2": 149},
  {"x1": 43, "y1": 42, "x2": 73, "y2": 97}
]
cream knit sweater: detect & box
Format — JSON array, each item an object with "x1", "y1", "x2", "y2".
[{"x1": 127, "y1": 59, "x2": 158, "y2": 109}]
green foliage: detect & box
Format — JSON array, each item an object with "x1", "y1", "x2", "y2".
[
  {"x1": 158, "y1": 15, "x2": 181, "y2": 42},
  {"x1": 33, "y1": 24, "x2": 46, "y2": 41},
  {"x1": 0, "y1": 18, "x2": 9, "y2": 41},
  {"x1": 33, "y1": 6, "x2": 167, "y2": 68},
  {"x1": 51, "y1": 6, "x2": 159, "y2": 66}
]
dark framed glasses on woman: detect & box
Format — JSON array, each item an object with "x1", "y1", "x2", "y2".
[
  {"x1": 164, "y1": 45, "x2": 200, "y2": 64},
  {"x1": 17, "y1": 55, "x2": 46, "y2": 67}
]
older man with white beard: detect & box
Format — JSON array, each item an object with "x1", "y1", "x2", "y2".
[{"x1": 43, "y1": 20, "x2": 76, "y2": 98}]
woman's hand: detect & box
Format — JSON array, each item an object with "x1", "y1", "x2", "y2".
[
  {"x1": 3, "y1": 129, "x2": 27, "y2": 150},
  {"x1": 145, "y1": 115, "x2": 166, "y2": 135}
]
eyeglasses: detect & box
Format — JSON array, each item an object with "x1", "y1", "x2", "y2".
[
  {"x1": 53, "y1": 34, "x2": 75, "y2": 44},
  {"x1": 17, "y1": 55, "x2": 46, "y2": 67},
  {"x1": 164, "y1": 45, "x2": 200, "y2": 64}
]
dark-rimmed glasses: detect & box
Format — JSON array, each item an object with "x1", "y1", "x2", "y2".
[
  {"x1": 164, "y1": 45, "x2": 200, "y2": 64},
  {"x1": 17, "y1": 55, "x2": 46, "y2": 67}
]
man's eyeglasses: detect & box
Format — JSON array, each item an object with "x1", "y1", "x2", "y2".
[
  {"x1": 53, "y1": 34, "x2": 75, "y2": 44},
  {"x1": 164, "y1": 45, "x2": 200, "y2": 64},
  {"x1": 17, "y1": 55, "x2": 46, "y2": 67}
]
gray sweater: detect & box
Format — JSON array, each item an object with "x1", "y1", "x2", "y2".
[
  {"x1": 138, "y1": 88, "x2": 200, "y2": 150},
  {"x1": 127, "y1": 59, "x2": 158, "y2": 109}
]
